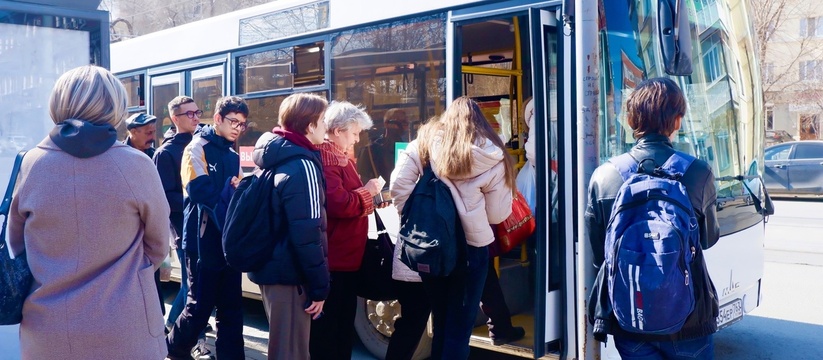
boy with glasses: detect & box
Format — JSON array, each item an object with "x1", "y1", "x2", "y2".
[{"x1": 167, "y1": 96, "x2": 249, "y2": 360}]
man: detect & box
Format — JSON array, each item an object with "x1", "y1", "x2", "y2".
[
  {"x1": 585, "y1": 78, "x2": 720, "y2": 359},
  {"x1": 124, "y1": 112, "x2": 157, "y2": 158},
  {"x1": 153, "y1": 96, "x2": 212, "y2": 359},
  {"x1": 166, "y1": 96, "x2": 249, "y2": 360},
  {"x1": 356, "y1": 108, "x2": 408, "y2": 183}
]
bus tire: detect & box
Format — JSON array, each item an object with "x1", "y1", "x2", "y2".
[{"x1": 354, "y1": 297, "x2": 432, "y2": 360}]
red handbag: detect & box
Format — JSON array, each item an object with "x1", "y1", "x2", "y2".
[{"x1": 494, "y1": 191, "x2": 536, "y2": 254}]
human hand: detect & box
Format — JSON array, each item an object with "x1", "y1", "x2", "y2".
[
  {"x1": 305, "y1": 300, "x2": 325, "y2": 320},
  {"x1": 365, "y1": 178, "x2": 382, "y2": 196},
  {"x1": 376, "y1": 201, "x2": 392, "y2": 209},
  {"x1": 230, "y1": 176, "x2": 241, "y2": 188}
]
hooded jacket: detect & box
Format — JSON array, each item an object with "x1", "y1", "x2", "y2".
[
  {"x1": 153, "y1": 129, "x2": 194, "y2": 244},
  {"x1": 10, "y1": 119, "x2": 170, "y2": 359},
  {"x1": 247, "y1": 130, "x2": 330, "y2": 302},
  {"x1": 389, "y1": 135, "x2": 512, "y2": 282},
  {"x1": 180, "y1": 125, "x2": 242, "y2": 268},
  {"x1": 585, "y1": 134, "x2": 720, "y2": 342}
]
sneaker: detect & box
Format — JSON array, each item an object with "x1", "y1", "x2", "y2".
[
  {"x1": 491, "y1": 326, "x2": 526, "y2": 346},
  {"x1": 191, "y1": 339, "x2": 215, "y2": 360}
]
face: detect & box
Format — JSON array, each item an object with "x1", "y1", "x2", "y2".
[
  {"x1": 328, "y1": 122, "x2": 362, "y2": 153},
  {"x1": 214, "y1": 112, "x2": 247, "y2": 142},
  {"x1": 306, "y1": 112, "x2": 327, "y2": 145},
  {"x1": 171, "y1": 102, "x2": 201, "y2": 134},
  {"x1": 128, "y1": 125, "x2": 156, "y2": 151}
]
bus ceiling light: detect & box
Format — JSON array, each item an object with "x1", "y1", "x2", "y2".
[{"x1": 658, "y1": 0, "x2": 693, "y2": 76}]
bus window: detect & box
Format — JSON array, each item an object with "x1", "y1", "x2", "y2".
[
  {"x1": 151, "y1": 73, "x2": 181, "y2": 137},
  {"x1": 330, "y1": 14, "x2": 446, "y2": 183},
  {"x1": 191, "y1": 66, "x2": 224, "y2": 125},
  {"x1": 121, "y1": 74, "x2": 145, "y2": 108}
]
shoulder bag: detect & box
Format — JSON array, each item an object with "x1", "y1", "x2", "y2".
[{"x1": 0, "y1": 150, "x2": 31, "y2": 325}]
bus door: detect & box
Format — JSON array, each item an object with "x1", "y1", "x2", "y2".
[{"x1": 448, "y1": 4, "x2": 563, "y2": 358}]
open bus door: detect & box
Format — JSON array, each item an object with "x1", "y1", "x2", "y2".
[{"x1": 448, "y1": 4, "x2": 564, "y2": 358}]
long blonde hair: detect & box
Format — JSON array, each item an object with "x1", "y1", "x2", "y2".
[{"x1": 418, "y1": 96, "x2": 516, "y2": 192}]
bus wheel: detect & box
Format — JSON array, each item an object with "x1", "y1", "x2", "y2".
[{"x1": 354, "y1": 297, "x2": 432, "y2": 360}]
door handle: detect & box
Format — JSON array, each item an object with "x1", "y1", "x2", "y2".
[{"x1": 774, "y1": 164, "x2": 785, "y2": 169}]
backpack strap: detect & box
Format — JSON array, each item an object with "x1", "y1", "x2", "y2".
[
  {"x1": 658, "y1": 151, "x2": 696, "y2": 177},
  {"x1": 609, "y1": 153, "x2": 639, "y2": 182}
]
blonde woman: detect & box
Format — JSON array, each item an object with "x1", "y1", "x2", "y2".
[
  {"x1": 8, "y1": 65, "x2": 170, "y2": 359},
  {"x1": 390, "y1": 96, "x2": 515, "y2": 359}
]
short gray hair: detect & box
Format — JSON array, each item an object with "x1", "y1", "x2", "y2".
[
  {"x1": 49, "y1": 65, "x2": 128, "y2": 127},
  {"x1": 323, "y1": 101, "x2": 373, "y2": 133}
]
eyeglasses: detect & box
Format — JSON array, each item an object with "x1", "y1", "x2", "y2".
[
  {"x1": 224, "y1": 117, "x2": 248, "y2": 131},
  {"x1": 174, "y1": 110, "x2": 203, "y2": 119}
]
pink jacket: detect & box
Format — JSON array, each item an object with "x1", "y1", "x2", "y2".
[
  {"x1": 9, "y1": 138, "x2": 170, "y2": 360},
  {"x1": 390, "y1": 136, "x2": 512, "y2": 282}
]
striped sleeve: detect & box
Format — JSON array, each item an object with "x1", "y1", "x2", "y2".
[{"x1": 301, "y1": 158, "x2": 322, "y2": 219}]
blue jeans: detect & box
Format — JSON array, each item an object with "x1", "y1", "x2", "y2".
[
  {"x1": 421, "y1": 244, "x2": 489, "y2": 360},
  {"x1": 614, "y1": 335, "x2": 714, "y2": 360},
  {"x1": 167, "y1": 247, "x2": 188, "y2": 327}
]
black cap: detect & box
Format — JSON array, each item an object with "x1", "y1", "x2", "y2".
[{"x1": 125, "y1": 113, "x2": 157, "y2": 129}]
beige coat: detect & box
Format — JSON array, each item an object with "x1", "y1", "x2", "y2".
[
  {"x1": 389, "y1": 137, "x2": 512, "y2": 282},
  {"x1": 8, "y1": 138, "x2": 170, "y2": 360}
]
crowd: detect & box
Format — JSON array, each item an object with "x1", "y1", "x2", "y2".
[
  {"x1": 8, "y1": 66, "x2": 719, "y2": 360},
  {"x1": 7, "y1": 65, "x2": 522, "y2": 360}
]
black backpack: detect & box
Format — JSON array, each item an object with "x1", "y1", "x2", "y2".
[
  {"x1": 398, "y1": 165, "x2": 464, "y2": 277},
  {"x1": 222, "y1": 168, "x2": 280, "y2": 272}
]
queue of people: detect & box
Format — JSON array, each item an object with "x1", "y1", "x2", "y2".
[{"x1": 8, "y1": 64, "x2": 531, "y2": 360}]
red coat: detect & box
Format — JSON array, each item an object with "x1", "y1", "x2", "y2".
[{"x1": 318, "y1": 141, "x2": 375, "y2": 271}]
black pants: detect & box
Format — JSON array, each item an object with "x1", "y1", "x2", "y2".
[
  {"x1": 167, "y1": 255, "x2": 245, "y2": 360},
  {"x1": 480, "y1": 259, "x2": 515, "y2": 337},
  {"x1": 422, "y1": 245, "x2": 489, "y2": 360},
  {"x1": 309, "y1": 271, "x2": 359, "y2": 360},
  {"x1": 386, "y1": 281, "x2": 431, "y2": 360}
]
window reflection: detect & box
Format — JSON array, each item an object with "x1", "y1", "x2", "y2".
[
  {"x1": 151, "y1": 74, "x2": 179, "y2": 140},
  {"x1": 600, "y1": 0, "x2": 763, "y2": 232},
  {"x1": 331, "y1": 14, "x2": 446, "y2": 183},
  {"x1": 191, "y1": 66, "x2": 224, "y2": 125},
  {"x1": 121, "y1": 74, "x2": 144, "y2": 108}
]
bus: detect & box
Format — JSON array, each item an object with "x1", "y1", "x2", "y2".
[{"x1": 110, "y1": 0, "x2": 767, "y2": 358}]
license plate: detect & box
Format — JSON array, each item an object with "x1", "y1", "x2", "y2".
[{"x1": 716, "y1": 299, "x2": 743, "y2": 329}]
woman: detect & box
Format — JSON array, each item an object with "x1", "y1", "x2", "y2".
[
  {"x1": 390, "y1": 96, "x2": 515, "y2": 359},
  {"x1": 249, "y1": 93, "x2": 330, "y2": 360},
  {"x1": 8, "y1": 65, "x2": 170, "y2": 359},
  {"x1": 308, "y1": 101, "x2": 383, "y2": 359}
]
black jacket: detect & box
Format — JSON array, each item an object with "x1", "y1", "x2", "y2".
[
  {"x1": 586, "y1": 134, "x2": 720, "y2": 342},
  {"x1": 181, "y1": 125, "x2": 241, "y2": 268},
  {"x1": 247, "y1": 132, "x2": 330, "y2": 302},
  {"x1": 153, "y1": 129, "x2": 193, "y2": 245}
]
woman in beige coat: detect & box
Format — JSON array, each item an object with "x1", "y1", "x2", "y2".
[
  {"x1": 389, "y1": 96, "x2": 515, "y2": 359},
  {"x1": 8, "y1": 65, "x2": 170, "y2": 360}
]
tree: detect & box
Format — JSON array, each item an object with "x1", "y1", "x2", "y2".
[{"x1": 101, "y1": 0, "x2": 271, "y2": 43}]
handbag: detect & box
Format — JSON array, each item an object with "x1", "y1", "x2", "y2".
[
  {"x1": 493, "y1": 190, "x2": 536, "y2": 255},
  {"x1": 0, "y1": 151, "x2": 32, "y2": 325},
  {"x1": 356, "y1": 211, "x2": 397, "y2": 301}
]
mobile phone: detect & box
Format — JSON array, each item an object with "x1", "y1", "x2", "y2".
[{"x1": 373, "y1": 187, "x2": 393, "y2": 206}]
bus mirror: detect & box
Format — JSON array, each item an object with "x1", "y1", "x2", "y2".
[{"x1": 658, "y1": 0, "x2": 693, "y2": 76}]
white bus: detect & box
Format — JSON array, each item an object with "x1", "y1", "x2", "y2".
[{"x1": 111, "y1": 0, "x2": 768, "y2": 358}]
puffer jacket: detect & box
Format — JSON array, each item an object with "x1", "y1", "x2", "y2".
[
  {"x1": 247, "y1": 130, "x2": 330, "y2": 302},
  {"x1": 153, "y1": 129, "x2": 193, "y2": 246},
  {"x1": 180, "y1": 125, "x2": 242, "y2": 268},
  {"x1": 389, "y1": 136, "x2": 512, "y2": 282},
  {"x1": 585, "y1": 133, "x2": 720, "y2": 342}
]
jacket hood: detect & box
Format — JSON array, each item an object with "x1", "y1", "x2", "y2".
[
  {"x1": 431, "y1": 134, "x2": 505, "y2": 180},
  {"x1": 253, "y1": 131, "x2": 318, "y2": 169},
  {"x1": 195, "y1": 124, "x2": 233, "y2": 149},
  {"x1": 48, "y1": 119, "x2": 117, "y2": 158},
  {"x1": 161, "y1": 130, "x2": 194, "y2": 146}
]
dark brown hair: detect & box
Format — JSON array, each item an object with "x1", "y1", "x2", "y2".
[
  {"x1": 279, "y1": 93, "x2": 328, "y2": 134},
  {"x1": 626, "y1": 77, "x2": 687, "y2": 139}
]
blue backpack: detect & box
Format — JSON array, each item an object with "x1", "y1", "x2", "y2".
[
  {"x1": 605, "y1": 152, "x2": 699, "y2": 335},
  {"x1": 398, "y1": 165, "x2": 464, "y2": 277}
]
